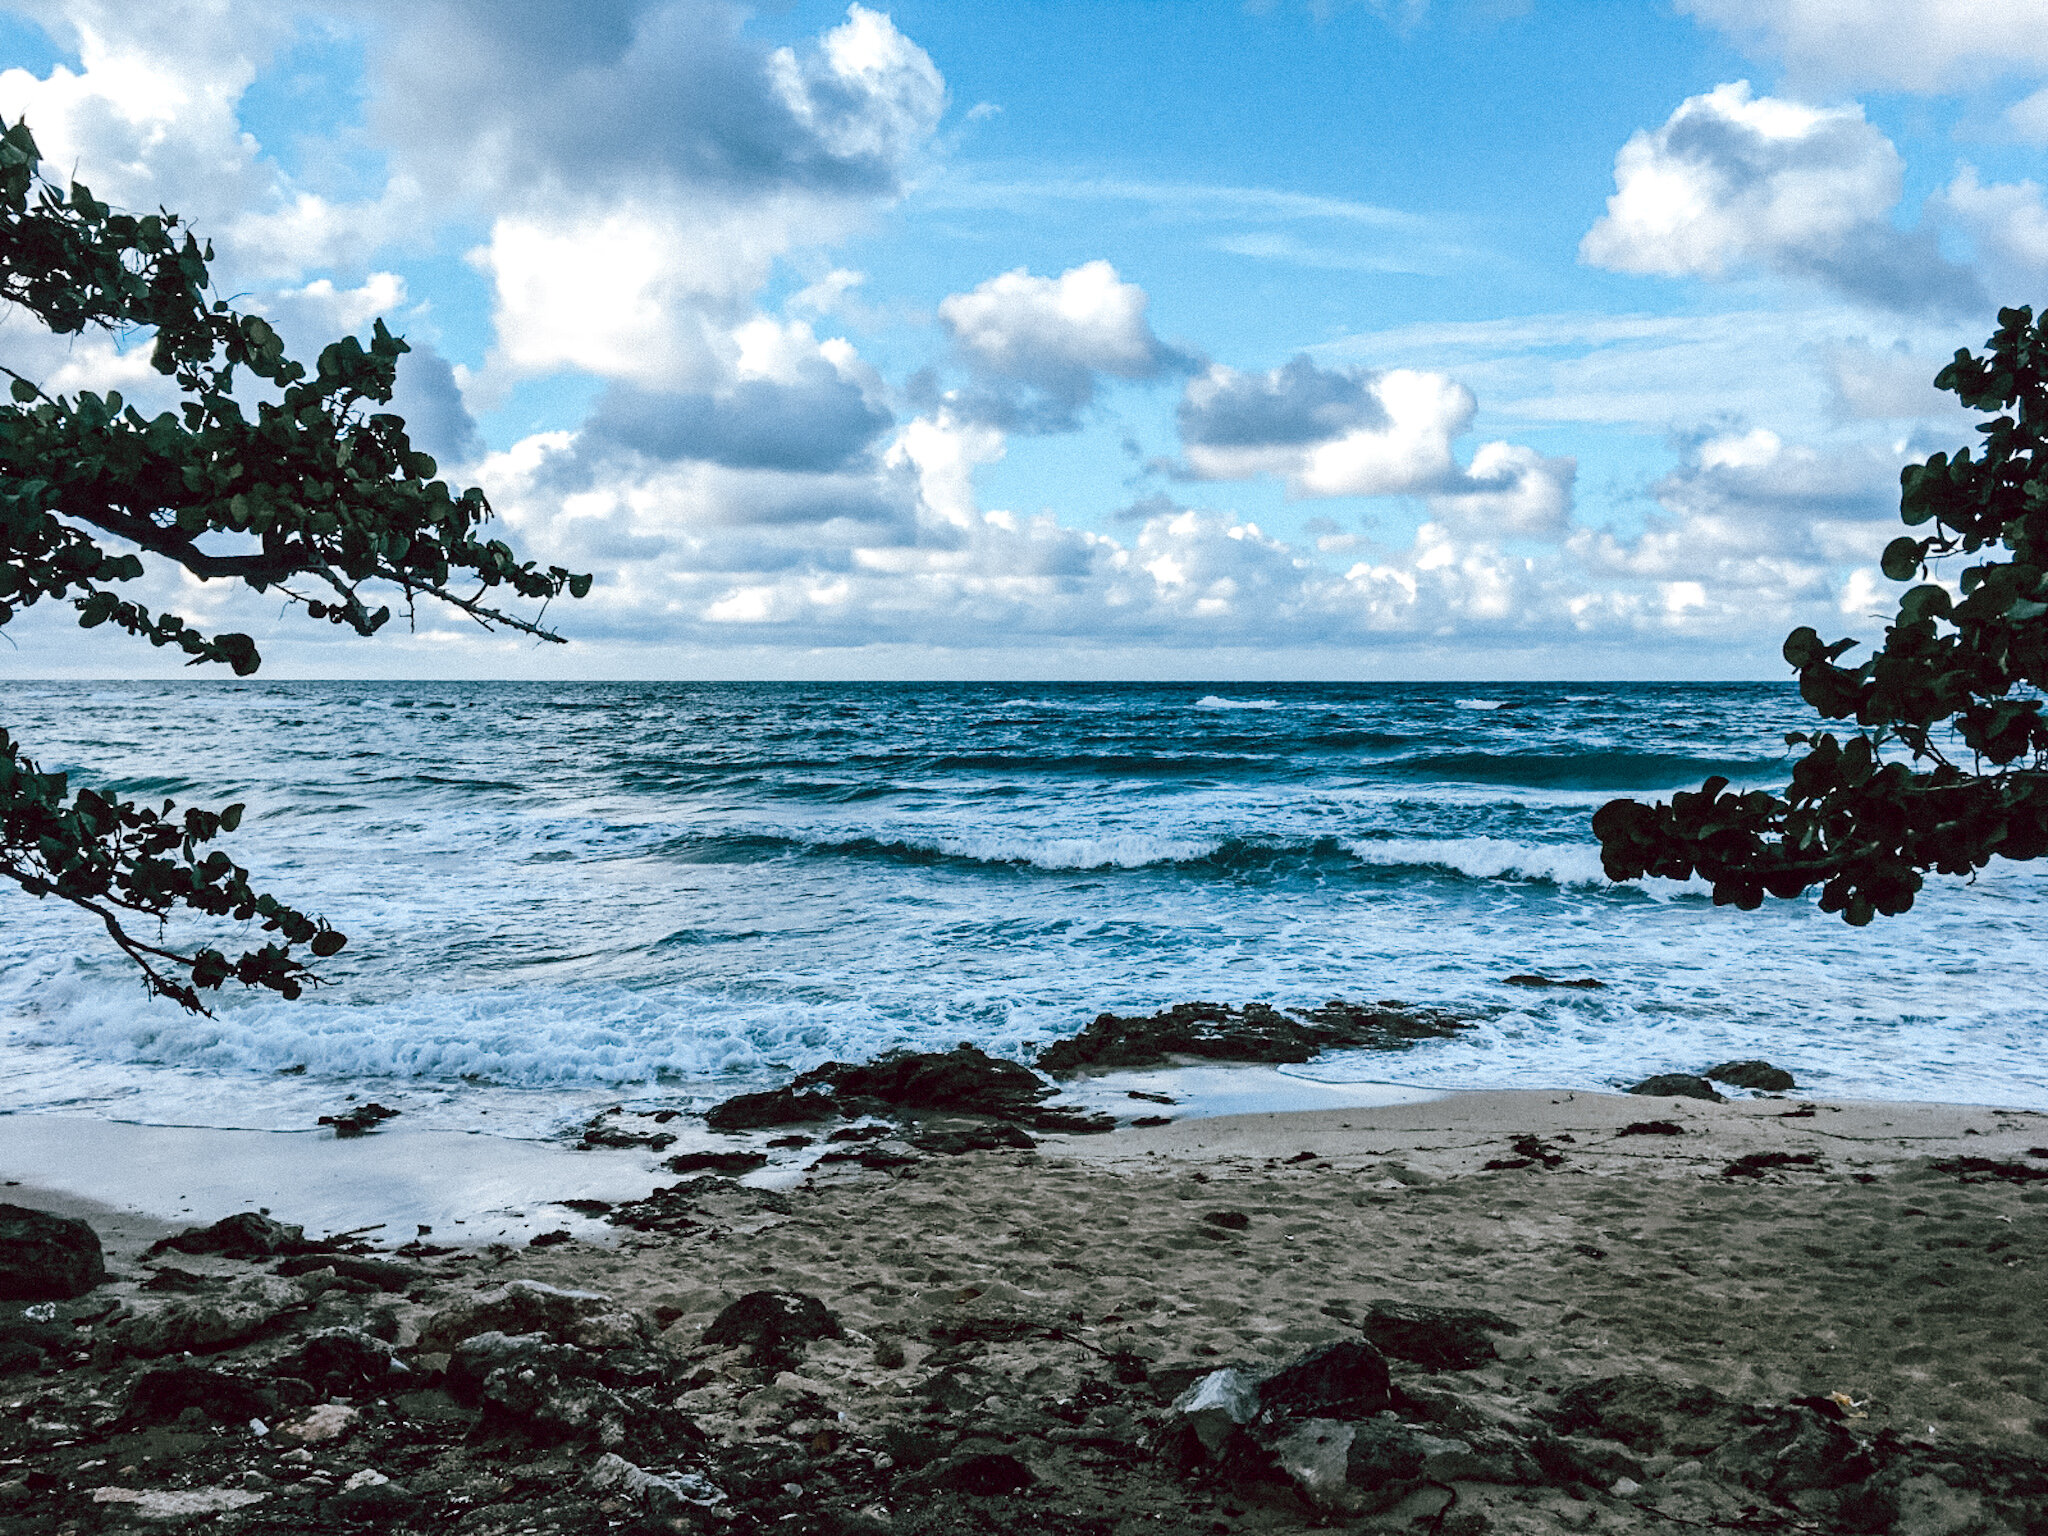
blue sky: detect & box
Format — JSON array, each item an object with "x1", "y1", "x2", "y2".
[{"x1": 3, "y1": 0, "x2": 2047, "y2": 679}]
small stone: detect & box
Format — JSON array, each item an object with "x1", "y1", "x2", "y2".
[
  {"x1": 1612, "y1": 1476, "x2": 1642, "y2": 1496},
  {"x1": 276, "y1": 1403, "x2": 358, "y2": 1445}
]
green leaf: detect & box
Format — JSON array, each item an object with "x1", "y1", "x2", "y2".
[{"x1": 1881, "y1": 536, "x2": 1926, "y2": 582}]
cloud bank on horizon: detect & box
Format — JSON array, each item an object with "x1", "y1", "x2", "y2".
[{"x1": 0, "y1": 0, "x2": 2044, "y2": 679}]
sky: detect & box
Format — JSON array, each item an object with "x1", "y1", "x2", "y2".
[{"x1": 3, "y1": 0, "x2": 2047, "y2": 681}]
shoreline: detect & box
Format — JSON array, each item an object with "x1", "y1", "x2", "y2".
[
  {"x1": 5, "y1": 1082, "x2": 2044, "y2": 1250},
  {"x1": 3, "y1": 1085, "x2": 2045, "y2": 1533}
]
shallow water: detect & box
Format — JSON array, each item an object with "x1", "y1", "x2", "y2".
[{"x1": 3, "y1": 679, "x2": 2044, "y2": 1134}]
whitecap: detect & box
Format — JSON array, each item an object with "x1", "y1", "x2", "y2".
[
  {"x1": 1195, "y1": 695, "x2": 1281, "y2": 711},
  {"x1": 1455, "y1": 698, "x2": 1506, "y2": 710}
]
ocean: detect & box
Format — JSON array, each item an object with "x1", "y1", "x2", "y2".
[{"x1": 4, "y1": 679, "x2": 2046, "y2": 1136}]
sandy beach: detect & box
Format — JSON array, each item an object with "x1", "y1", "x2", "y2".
[{"x1": 4, "y1": 1086, "x2": 2045, "y2": 1534}]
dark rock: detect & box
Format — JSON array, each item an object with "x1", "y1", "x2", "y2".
[
  {"x1": 702, "y1": 1290, "x2": 843, "y2": 1367},
  {"x1": 1503, "y1": 975, "x2": 1605, "y2": 989},
  {"x1": 274, "y1": 1328, "x2": 400, "y2": 1398},
  {"x1": 1025, "y1": 1105, "x2": 1118, "y2": 1134},
  {"x1": 326, "y1": 1477, "x2": 416, "y2": 1520},
  {"x1": 1202, "y1": 1211, "x2": 1250, "y2": 1231},
  {"x1": 0, "y1": 1205, "x2": 106, "y2": 1299},
  {"x1": 1722, "y1": 1151, "x2": 1822, "y2": 1179},
  {"x1": 794, "y1": 1044, "x2": 1051, "y2": 1118},
  {"x1": 273, "y1": 1253, "x2": 422, "y2": 1290},
  {"x1": 929, "y1": 1450, "x2": 1035, "y2": 1496},
  {"x1": 447, "y1": 1330, "x2": 699, "y2": 1454},
  {"x1": 578, "y1": 1126, "x2": 677, "y2": 1151},
  {"x1": 1255, "y1": 1340, "x2": 1391, "y2": 1423},
  {"x1": 704, "y1": 1087, "x2": 838, "y2": 1132},
  {"x1": 1130, "y1": 1115, "x2": 1174, "y2": 1128},
  {"x1": 1618, "y1": 1120, "x2": 1684, "y2": 1137},
  {"x1": 121, "y1": 1364, "x2": 297, "y2": 1426},
  {"x1": 1548, "y1": 1374, "x2": 1743, "y2": 1456},
  {"x1": 1714, "y1": 1405, "x2": 1873, "y2": 1497},
  {"x1": 1627, "y1": 1074, "x2": 1725, "y2": 1103},
  {"x1": 528, "y1": 1230, "x2": 573, "y2": 1247},
  {"x1": 555, "y1": 1198, "x2": 613, "y2": 1215},
  {"x1": 1037, "y1": 999, "x2": 1468, "y2": 1073},
  {"x1": 0, "y1": 1339, "x2": 40, "y2": 1375},
  {"x1": 319, "y1": 1102, "x2": 400, "y2": 1137},
  {"x1": 150, "y1": 1211, "x2": 310, "y2": 1259},
  {"x1": 767, "y1": 1134, "x2": 813, "y2": 1148},
  {"x1": 909, "y1": 1123, "x2": 1036, "y2": 1155},
  {"x1": 417, "y1": 1279, "x2": 618, "y2": 1351},
  {"x1": 1705, "y1": 1059, "x2": 1796, "y2": 1091},
  {"x1": 1343, "y1": 1419, "x2": 1434, "y2": 1491},
  {"x1": 1358, "y1": 1301, "x2": 1518, "y2": 1372},
  {"x1": 827, "y1": 1125, "x2": 892, "y2": 1143},
  {"x1": 1127, "y1": 1090, "x2": 1176, "y2": 1104},
  {"x1": 140, "y1": 1266, "x2": 218, "y2": 1293}
]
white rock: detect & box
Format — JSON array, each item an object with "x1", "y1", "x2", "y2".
[
  {"x1": 90, "y1": 1487, "x2": 267, "y2": 1520},
  {"x1": 1169, "y1": 1367, "x2": 1262, "y2": 1456},
  {"x1": 1612, "y1": 1476, "x2": 1642, "y2": 1496},
  {"x1": 342, "y1": 1469, "x2": 390, "y2": 1491},
  {"x1": 277, "y1": 1403, "x2": 358, "y2": 1445}
]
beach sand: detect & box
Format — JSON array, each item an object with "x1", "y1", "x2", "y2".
[{"x1": 5, "y1": 1088, "x2": 2046, "y2": 1533}]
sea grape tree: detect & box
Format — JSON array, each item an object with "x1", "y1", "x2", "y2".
[
  {"x1": 0, "y1": 120, "x2": 587, "y2": 1009},
  {"x1": 1594, "y1": 306, "x2": 2048, "y2": 924}
]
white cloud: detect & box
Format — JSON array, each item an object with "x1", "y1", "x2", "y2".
[
  {"x1": 1679, "y1": 0, "x2": 2048, "y2": 94},
  {"x1": 934, "y1": 260, "x2": 1188, "y2": 430},
  {"x1": 1928, "y1": 167, "x2": 2048, "y2": 301},
  {"x1": 1581, "y1": 82, "x2": 1977, "y2": 315},
  {"x1": 1175, "y1": 355, "x2": 1574, "y2": 534},
  {"x1": 1425, "y1": 441, "x2": 1577, "y2": 538},
  {"x1": 2008, "y1": 87, "x2": 2048, "y2": 144}
]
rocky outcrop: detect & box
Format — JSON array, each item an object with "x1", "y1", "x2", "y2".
[
  {"x1": 1035, "y1": 998, "x2": 1469, "y2": 1073},
  {"x1": 1628, "y1": 1073, "x2": 1725, "y2": 1102},
  {"x1": 1706, "y1": 1058, "x2": 1796, "y2": 1091},
  {"x1": 0, "y1": 1205, "x2": 105, "y2": 1300}
]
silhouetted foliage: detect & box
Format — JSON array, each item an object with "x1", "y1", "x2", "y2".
[
  {"x1": 1595, "y1": 306, "x2": 2048, "y2": 924},
  {"x1": 0, "y1": 121, "x2": 586, "y2": 1008}
]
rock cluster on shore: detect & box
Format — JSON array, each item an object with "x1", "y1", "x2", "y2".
[{"x1": 4, "y1": 1142, "x2": 2046, "y2": 1536}]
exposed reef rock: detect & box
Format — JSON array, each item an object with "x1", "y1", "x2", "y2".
[{"x1": 1035, "y1": 999, "x2": 1470, "y2": 1073}]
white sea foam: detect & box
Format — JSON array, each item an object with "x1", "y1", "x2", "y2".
[
  {"x1": 1455, "y1": 698, "x2": 1506, "y2": 710},
  {"x1": 895, "y1": 830, "x2": 1222, "y2": 869},
  {"x1": 1195, "y1": 695, "x2": 1281, "y2": 710},
  {"x1": 1342, "y1": 835, "x2": 1611, "y2": 886}
]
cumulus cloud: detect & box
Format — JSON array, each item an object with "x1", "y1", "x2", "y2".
[
  {"x1": 364, "y1": 0, "x2": 943, "y2": 210},
  {"x1": 574, "y1": 320, "x2": 892, "y2": 473},
  {"x1": 936, "y1": 260, "x2": 1192, "y2": 431},
  {"x1": 1175, "y1": 354, "x2": 1574, "y2": 535},
  {"x1": 1927, "y1": 167, "x2": 2048, "y2": 303},
  {"x1": 1679, "y1": 0, "x2": 2048, "y2": 94},
  {"x1": 1582, "y1": 83, "x2": 1979, "y2": 316}
]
